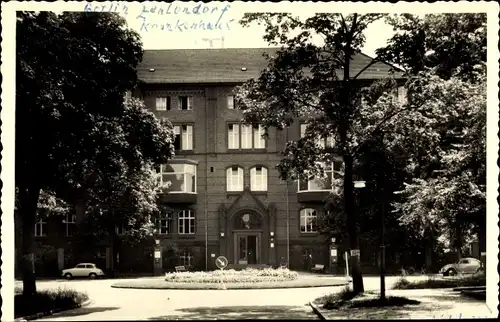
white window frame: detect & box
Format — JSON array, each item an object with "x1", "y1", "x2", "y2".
[
  {"x1": 180, "y1": 250, "x2": 193, "y2": 266},
  {"x1": 241, "y1": 124, "x2": 253, "y2": 149},
  {"x1": 173, "y1": 125, "x2": 193, "y2": 151},
  {"x1": 178, "y1": 210, "x2": 195, "y2": 235},
  {"x1": 228, "y1": 124, "x2": 240, "y2": 149},
  {"x1": 250, "y1": 166, "x2": 268, "y2": 191},
  {"x1": 157, "y1": 163, "x2": 197, "y2": 193},
  {"x1": 156, "y1": 212, "x2": 173, "y2": 234},
  {"x1": 298, "y1": 162, "x2": 343, "y2": 192},
  {"x1": 300, "y1": 208, "x2": 318, "y2": 233},
  {"x1": 35, "y1": 218, "x2": 47, "y2": 237},
  {"x1": 64, "y1": 213, "x2": 76, "y2": 237},
  {"x1": 253, "y1": 124, "x2": 266, "y2": 149},
  {"x1": 397, "y1": 86, "x2": 407, "y2": 105},
  {"x1": 227, "y1": 95, "x2": 235, "y2": 109},
  {"x1": 228, "y1": 123, "x2": 266, "y2": 150},
  {"x1": 156, "y1": 96, "x2": 170, "y2": 111},
  {"x1": 179, "y1": 96, "x2": 193, "y2": 110},
  {"x1": 226, "y1": 166, "x2": 244, "y2": 191},
  {"x1": 300, "y1": 123, "x2": 334, "y2": 148}
]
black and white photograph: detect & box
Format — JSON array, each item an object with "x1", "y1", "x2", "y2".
[{"x1": 1, "y1": 1, "x2": 498, "y2": 320}]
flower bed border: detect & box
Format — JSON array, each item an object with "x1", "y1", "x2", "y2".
[{"x1": 111, "y1": 277, "x2": 349, "y2": 290}]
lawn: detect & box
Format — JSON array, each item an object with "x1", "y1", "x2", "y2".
[
  {"x1": 392, "y1": 273, "x2": 486, "y2": 290},
  {"x1": 14, "y1": 287, "x2": 89, "y2": 318},
  {"x1": 314, "y1": 286, "x2": 420, "y2": 310}
]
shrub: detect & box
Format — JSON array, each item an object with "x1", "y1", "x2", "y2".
[
  {"x1": 164, "y1": 267, "x2": 298, "y2": 284},
  {"x1": 315, "y1": 286, "x2": 358, "y2": 309},
  {"x1": 392, "y1": 274, "x2": 486, "y2": 290},
  {"x1": 15, "y1": 287, "x2": 89, "y2": 318}
]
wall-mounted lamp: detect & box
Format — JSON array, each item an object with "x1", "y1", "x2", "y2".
[
  {"x1": 331, "y1": 237, "x2": 336, "y2": 243},
  {"x1": 155, "y1": 239, "x2": 160, "y2": 246},
  {"x1": 270, "y1": 231, "x2": 274, "y2": 237},
  {"x1": 220, "y1": 232, "x2": 225, "y2": 237},
  {"x1": 270, "y1": 243, "x2": 275, "y2": 248}
]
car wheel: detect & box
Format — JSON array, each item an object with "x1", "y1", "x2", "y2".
[
  {"x1": 89, "y1": 273, "x2": 97, "y2": 279},
  {"x1": 446, "y1": 268, "x2": 457, "y2": 276},
  {"x1": 64, "y1": 273, "x2": 72, "y2": 280}
]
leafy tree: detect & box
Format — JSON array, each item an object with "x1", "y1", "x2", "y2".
[
  {"x1": 392, "y1": 70, "x2": 486, "y2": 259},
  {"x1": 377, "y1": 13, "x2": 487, "y2": 259},
  {"x1": 235, "y1": 12, "x2": 402, "y2": 294},
  {"x1": 376, "y1": 13, "x2": 486, "y2": 82},
  {"x1": 16, "y1": 12, "x2": 174, "y2": 296}
]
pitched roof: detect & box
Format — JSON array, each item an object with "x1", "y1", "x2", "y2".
[{"x1": 138, "y1": 47, "x2": 403, "y2": 84}]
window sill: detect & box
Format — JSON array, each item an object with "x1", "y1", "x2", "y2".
[
  {"x1": 175, "y1": 150, "x2": 196, "y2": 155},
  {"x1": 226, "y1": 191, "x2": 243, "y2": 196},
  {"x1": 227, "y1": 149, "x2": 267, "y2": 153},
  {"x1": 178, "y1": 235, "x2": 196, "y2": 239},
  {"x1": 300, "y1": 232, "x2": 320, "y2": 237}
]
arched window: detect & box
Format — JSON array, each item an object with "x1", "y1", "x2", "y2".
[
  {"x1": 250, "y1": 166, "x2": 268, "y2": 191},
  {"x1": 300, "y1": 208, "x2": 318, "y2": 233},
  {"x1": 226, "y1": 166, "x2": 244, "y2": 191},
  {"x1": 234, "y1": 213, "x2": 262, "y2": 230}
]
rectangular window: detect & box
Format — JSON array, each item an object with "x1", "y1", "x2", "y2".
[
  {"x1": 35, "y1": 218, "x2": 47, "y2": 237},
  {"x1": 180, "y1": 250, "x2": 193, "y2": 266},
  {"x1": 227, "y1": 95, "x2": 235, "y2": 109},
  {"x1": 173, "y1": 125, "x2": 193, "y2": 151},
  {"x1": 241, "y1": 124, "x2": 253, "y2": 149},
  {"x1": 397, "y1": 86, "x2": 407, "y2": 105},
  {"x1": 300, "y1": 209, "x2": 318, "y2": 233},
  {"x1": 301, "y1": 123, "x2": 334, "y2": 148},
  {"x1": 156, "y1": 96, "x2": 171, "y2": 111},
  {"x1": 227, "y1": 166, "x2": 244, "y2": 191},
  {"x1": 228, "y1": 124, "x2": 240, "y2": 149},
  {"x1": 178, "y1": 210, "x2": 195, "y2": 235},
  {"x1": 228, "y1": 124, "x2": 266, "y2": 150},
  {"x1": 156, "y1": 213, "x2": 173, "y2": 234},
  {"x1": 64, "y1": 214, "x2": 76, "y2": 237},
  {"x1": 179, "y1": 96, "x2": 193, "y2": 110},
  {"x1": 253, "y1": 125, "x2": 265, "y2": 149},
  {"x1": 115, "y1": 225, "x2": 127, "y2": 235},
  {"x1": 298, "y1": 162, "x2": 344, "y2": 192},
  {"x1": 157, "y1": 163, "x2": 197, "y2": 193}
]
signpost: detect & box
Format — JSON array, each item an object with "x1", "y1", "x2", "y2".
[
  {"x1": 215, "y1": 256, "x2": 228, "y2": 269},
  {"x1": 215, "y1": 256, "x2": 228, "y2": 290}
]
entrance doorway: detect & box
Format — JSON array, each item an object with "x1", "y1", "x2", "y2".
[{"x1": 235, "y1": 234, "x2": 260, "y2": 264}]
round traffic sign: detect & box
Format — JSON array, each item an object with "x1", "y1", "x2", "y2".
[{"x1": 215, "y1": 256, "x2": 228, "y2": 269}]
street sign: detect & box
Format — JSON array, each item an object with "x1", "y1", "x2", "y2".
[
  {"x1": 215, "y1": 256, "x2": 228, "y2": 269},
  {"x1": 350, "y1": 249, "x2": 360, "y2": 257}
]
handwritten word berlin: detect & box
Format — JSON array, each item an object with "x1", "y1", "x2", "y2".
[{"x1": 136, "y1": 3, "x2": 234, "y2": 32}]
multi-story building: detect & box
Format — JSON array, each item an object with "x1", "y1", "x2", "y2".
[
  {"x1": 129, "y1": 47, "x2": 404, "y2": 274},
  {"x1": 15, "y1": 47, "x2": 405, "y2": 277}
]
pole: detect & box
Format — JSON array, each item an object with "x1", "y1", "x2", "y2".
[
  {"x1": 380, "y1": 196, "x2": 386, "y2": 301},
  {"x1": 345, "y1": 251, "x2": 349, "y2": 277},
  {"x1": 379, "y1": 138, "x2": 386, "y2": 302}
]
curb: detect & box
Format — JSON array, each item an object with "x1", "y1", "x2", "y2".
[
  {"x1": 309, "y1": 301, "x2": 326, "y2": 320},
  {"x1": 15, "y1": 299, "x2": 93, "y2": 321}
]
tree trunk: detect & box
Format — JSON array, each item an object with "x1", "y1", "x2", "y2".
[
  {"x1": 344, "y1": 154, "x2": 364, "y2": 294},
  {"x1": 73, "y1": 198, "x2": 86, "y2": 264},
  {"x1": 19, "y1": 185, "x2": 41, "y2": 297}
]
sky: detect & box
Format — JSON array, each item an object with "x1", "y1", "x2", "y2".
[{"x1": 108, "y1": 2, "x2": 396, "y2": 57}]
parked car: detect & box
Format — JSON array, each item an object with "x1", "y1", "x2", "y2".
[
  {"x1": 61, "y1": 263, "x2": 105, "y2": 280},
  {"x1": 439, "y1": 257, "x2": 484, "y2": 276}
]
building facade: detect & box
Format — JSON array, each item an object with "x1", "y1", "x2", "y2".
[{"x1": 15, "y1": 48, "x2": 405, "y2": 277}]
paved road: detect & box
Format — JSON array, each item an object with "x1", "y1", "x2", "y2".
[{"x1": 16, "y1": 275, "x2": 427, "y2": 320}]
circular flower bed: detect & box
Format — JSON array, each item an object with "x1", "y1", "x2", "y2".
[{"x1": 165, "y1": 268, "x2": 299, "y2": 284}]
